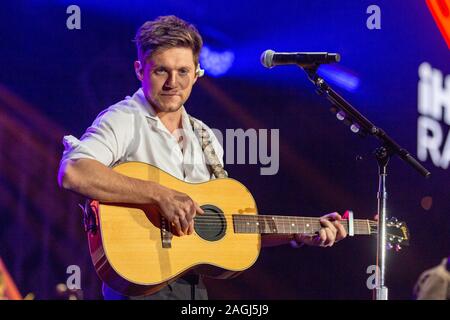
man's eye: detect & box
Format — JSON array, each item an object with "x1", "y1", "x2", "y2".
[
  {"x1": 155, "y1": 69, "x2": 167, "y2": 75},
  {"x1": 179, "y1": 69, "x2": 189, "y2": 76}
]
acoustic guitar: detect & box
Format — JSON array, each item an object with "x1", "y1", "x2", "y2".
[{"x1": 86, "y1": 162, "x2": 409, "y2": 296}]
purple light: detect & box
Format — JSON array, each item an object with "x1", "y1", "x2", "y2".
[
  {"x1": 200, "y1": 46, "x2": 234, "y2": 77},
  {"x1": 318, "y1": 65, "x2": 360, "y2": 92}
]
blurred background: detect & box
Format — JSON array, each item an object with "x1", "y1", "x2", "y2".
[{"x1": 0, "y1": 0, "x2": 448, "y2": 299}]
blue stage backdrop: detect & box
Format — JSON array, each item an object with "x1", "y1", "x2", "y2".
[{"x1": 0, "y1": 0, "x2": 448, "y2": 299}]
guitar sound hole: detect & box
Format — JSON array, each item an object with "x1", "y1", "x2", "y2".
[{"x1": 194, "y1": 205, "x2": 226, "y2": 241}]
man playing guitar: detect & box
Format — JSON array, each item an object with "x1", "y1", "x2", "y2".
[{"x1": 58, "y1": 15, "x2": 347, "y2": 300}]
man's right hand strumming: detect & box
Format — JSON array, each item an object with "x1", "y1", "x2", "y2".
[{"x1": 154, "y1": 185, "x2": 204, "y2": 237}]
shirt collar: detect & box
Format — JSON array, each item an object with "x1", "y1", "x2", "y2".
[{"x1": 132, "y1": 87, "x2": 158, "y2": 120}]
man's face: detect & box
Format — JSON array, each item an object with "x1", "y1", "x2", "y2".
[{"x1": 136, "y1": 47, "x2": 198, "y2": 114}]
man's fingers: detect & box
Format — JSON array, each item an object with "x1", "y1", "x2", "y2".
[
  {"x1": 318, "y1": 229, "x2": 327, "y2": 245},
  {"x1": 173, "y1": 211, "x2": 189, "y2": 235},
  {"x1": 301, "y1": 212, "x2": 348, "y2": 247},
  {"x1": 323, "y1": 212, "x2": 347, "y2": 243},
  {"x1": 195, "y1": 202, "x2": 204, "y2": 215},
  {"x1": 333, "y1": 221, "x2": 347, "y2": 241},
  {"x1": 320, "y1": 218, "x2": 337, "y2": 233},
  {"x1": 187, "y1": 221, "x2": 195, "y2": 235},
  {"x1": 324, "y1": 228, "x2": 335, "y2": 247},
  {"x1": 322, "y1": 212, "x2": 342, "y2": 221},
  {"x1": 185, "y1": 202, "x2": 196, "y2": 221},
  {"x1": 179, "y1": 216, "x2": 190, "y2": 235},
  {"x1": 171, "y1": 217, "x2": 184, "y2": 236},
  {"x1": 320, "y1": 218, "x2": 337, "y2": 246}
]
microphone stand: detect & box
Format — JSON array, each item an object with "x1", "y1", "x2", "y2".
[{"x1": 301, "y1": 65, "x2": 430, "y2": 300}]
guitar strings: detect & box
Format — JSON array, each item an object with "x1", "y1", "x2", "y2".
[
  {"x1": 189, "y1": 218, "x2": 377, "y2": 227},
  {"x1": 164, "y1": 220, "x2": 375, "y2": 233}
]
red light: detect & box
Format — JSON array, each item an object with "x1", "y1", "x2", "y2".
[{"x1": 426, "y1": 0, "x2": 450, "y2": 49}]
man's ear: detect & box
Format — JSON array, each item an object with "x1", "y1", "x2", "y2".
[
  {"x1": 193, "y1": 64, "x2": 204, "y2": 85},
  {"x1": 134, "y1": 60, "x2": 144, "y2": 81},
  {"x1": 195, "y1": 64, "x2": 205, "y2": 78}
]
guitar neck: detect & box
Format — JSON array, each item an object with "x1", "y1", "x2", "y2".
[{"x1": 232, "y1": 214, "x2": 376, "y2": 236}]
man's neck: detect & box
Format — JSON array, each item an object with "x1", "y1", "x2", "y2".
[{"x1": 157, "y1": 109, "x2": 183, "y2": 134}]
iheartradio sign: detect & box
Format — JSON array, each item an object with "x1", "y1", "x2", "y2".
[{"x1": 417, "y1": 62, "x2": 450, "y2": 170}]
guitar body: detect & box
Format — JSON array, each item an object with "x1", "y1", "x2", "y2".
[{"x1": 87, "y1": 162, "x2": 260, "y2": 297}]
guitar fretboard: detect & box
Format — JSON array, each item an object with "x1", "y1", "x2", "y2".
[{"x1": 232, "y1": 215, "x2": 375, "y2": 235}]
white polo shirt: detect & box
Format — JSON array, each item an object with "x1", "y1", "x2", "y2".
[{"x1": 61, "y1": 88, "x2": 224, "y2": 182}]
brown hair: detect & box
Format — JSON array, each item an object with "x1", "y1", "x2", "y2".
[{"x1": 134, "y1": 15, "x2": 203, "y2": 66}]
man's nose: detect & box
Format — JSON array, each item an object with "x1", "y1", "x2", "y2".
[{"x1": 165, "y1": 72, "x2": 178, "y2": 88}]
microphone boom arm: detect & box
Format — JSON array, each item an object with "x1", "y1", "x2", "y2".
[
  {"x1": 300, "y1": 65, "x2": 430, "y2": 301},
  {"x1": 302, "y1": 66, "x2": 430, "y2": 178}
]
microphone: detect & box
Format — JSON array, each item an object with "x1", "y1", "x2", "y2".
[{"x1": 261, "y1": 49, "x2": 340, "y2": 68}]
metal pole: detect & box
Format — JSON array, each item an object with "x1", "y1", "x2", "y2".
[{"x1": 375, "y1": 147, "x2": 389, "y2": 300}]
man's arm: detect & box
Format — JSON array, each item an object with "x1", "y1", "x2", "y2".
[
  {"x1": 261, "y1": 234, "x2": 295, "y2": 248},
  {"x1": 58, "y1": 158, "x2": 203, "y2": 236},
  {"x1": 58, "y1": 158, "x2": 160, "y2": 204}
]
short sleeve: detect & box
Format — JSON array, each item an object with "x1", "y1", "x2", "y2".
[{"x1": 60, "y1": 106, "x2": 134, "y2": 167}]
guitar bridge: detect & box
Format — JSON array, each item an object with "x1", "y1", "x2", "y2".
[{"x1": 161, "y1": 217, "x2": 173, "y2": 248}]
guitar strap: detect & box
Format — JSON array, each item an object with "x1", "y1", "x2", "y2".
[{"x1": 189, "y1": 116, "x2": 228, "y2": 179}]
